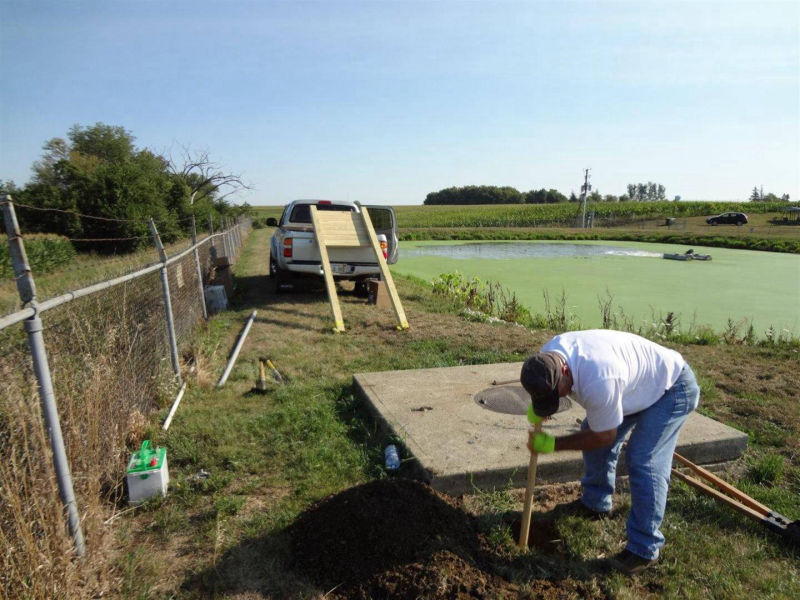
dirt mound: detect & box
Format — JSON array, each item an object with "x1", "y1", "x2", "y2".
[
  {"x1": 335, "y1": 550, "x2": 518, "y2": 600},
  {"x1": 289, "y1": 478, "x2": 519, "y2": 598}
]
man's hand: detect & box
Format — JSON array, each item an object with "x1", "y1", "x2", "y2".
[{"x1": 528, "y1": 432, "x2": 556, "y2": 454}]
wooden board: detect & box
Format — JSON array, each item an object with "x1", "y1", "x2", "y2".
[
  {"x1": 310, "y1": 205, "x2": 408, "y2": 331},
  {"x1": 358, "y1": 204, "x2": 408, "y2": 330},
  {"x1": 310, "y1": 206, "x2": 345, "y2": 332}
]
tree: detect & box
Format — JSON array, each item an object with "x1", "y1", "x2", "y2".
[
  {"x1": 626, "y1": 181, "x2": 667, "y2": 202},
  {"x1": 525, "y1": 188, "x2": 567, "y2": 204},
  {"x1": 749, "y1": 186, "x2": 761, "y2": 202},
  {"x1": 424, "y1": 185, "x2": 524, "y2": 205},
  {"x1": 168, "y1": 146, "x2": 250, "y2": 209},
  {"x1": 20, "y1": 123, "x2": 190, "y2": 252}
]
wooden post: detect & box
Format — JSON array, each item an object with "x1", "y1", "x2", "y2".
[{"x1": 310, "y1": 206, "x2": 345, "y2": 332}]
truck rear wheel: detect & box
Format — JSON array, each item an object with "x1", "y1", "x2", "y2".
[{"x1": 271, "y1": 259, "x2": 292, "y2": 293}]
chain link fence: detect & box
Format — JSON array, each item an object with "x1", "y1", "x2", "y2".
[{"x1": 0, "y1": 202, "x2": 251, "y2": 598}]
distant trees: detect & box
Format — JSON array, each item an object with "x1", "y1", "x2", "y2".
[
  {"x1": 525, "y1": 188, "x2": 568, "y2": 204},
  {"x1": 424, "y1": 186, "x2": 524, "y2": 205},
  {"x1": 6, "y1": 123, "x2": 245, "y2": 253},
  {"x1": 424, "y1": 186, "x2": 571, "y2": 205},
  {"x1": 626, "y1": 182, "x2": 666, "y2": 202},
  {"x1": 749, "y1": 186, "x2": 790, "y2": 202},
  {"x1": 424, "y1": 184, "x2": 667, "y2": 205}
]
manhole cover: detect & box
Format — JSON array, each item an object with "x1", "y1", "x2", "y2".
[{"x1": 474, "y1": 386, "x2": 572, "y2": 415}]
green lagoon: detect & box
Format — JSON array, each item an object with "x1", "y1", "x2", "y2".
[{"x1": 392, "y1": 240, "x2": 800, "y2": 336}]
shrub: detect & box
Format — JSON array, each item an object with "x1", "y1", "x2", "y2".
[{"x1": 0, "y1": 234, "x2": 76, "y2": 278}]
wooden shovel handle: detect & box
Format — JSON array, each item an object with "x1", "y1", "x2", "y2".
[
  {"x1": 671, "y1": 468, "x2": 771, "y2": 523},
  {"x1": 518, "y1": 422, "x2": 542, "y2": 548},
  {"x1": 673, "y1": 452, "x2": 771, "y2": 516}
]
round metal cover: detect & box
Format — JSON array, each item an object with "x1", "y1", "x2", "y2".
[{"x1": 474, "y1": 386, "x2": 572, "y2": 415}]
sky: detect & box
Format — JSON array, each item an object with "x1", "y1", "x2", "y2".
[{"x1": 1, "y1": 1, "x2": 798, "y2": 206}]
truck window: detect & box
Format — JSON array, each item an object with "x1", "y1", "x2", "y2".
[
  {"x1": 289, "y1": 203, "x2": 354, "y2": 224},
  {"x1": 366, "y1": 207, "x2": 393, "y2": 230}
]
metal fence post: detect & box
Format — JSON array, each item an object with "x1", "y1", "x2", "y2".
[
  {"x1": 149, "y1": 219, "x2": 182, "y2": 383},
  {"x1": 228, "y1": 218, "x2": 235, "y2": 258},
  {"x1": 2, "y1": 197, "x2": 86, "y2": 558},
  {"x1": 221, "y1": 218, "x2": 229, "y2": 259},
  {"x1": 207, "y1": 215, "x2": 216, "y2": 261},
  {"x1": 191, "y1": 216, "x2": 208, "y2": 320}
]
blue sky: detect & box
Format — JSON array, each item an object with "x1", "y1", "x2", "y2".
[{"x1": 1, "y1": 1, "x2": 798, "y2": 206}]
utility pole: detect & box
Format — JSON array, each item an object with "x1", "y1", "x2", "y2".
[{"x1": 580, "y1": 168, "x2": 591, "y2": 228}]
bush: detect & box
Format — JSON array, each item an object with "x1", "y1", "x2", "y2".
[{"x1": 0, "y1": 234, "x2": 76, "y2": 278}]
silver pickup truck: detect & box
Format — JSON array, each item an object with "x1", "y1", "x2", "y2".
[{"x1": 267, "y1": 199, "x2": 398, "y2": 294}]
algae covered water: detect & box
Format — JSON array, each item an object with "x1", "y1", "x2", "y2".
[{"x1": 392, "y1": 240, "x2": 799, "y2": 336}]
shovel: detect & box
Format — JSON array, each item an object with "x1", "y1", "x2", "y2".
[
  {"x1": 672, "y1": 452, "x2": 800, "y2": 546},
  {"x1": 518, "y1": 419, "x2": 542, "y2": 548}
]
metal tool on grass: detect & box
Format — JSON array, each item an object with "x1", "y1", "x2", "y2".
[
  {"x1": 266, "y1": 359, "x2": 285, "y2": 383},
  {"x1": 672, "y1": 452, "x2": 800, "y2": 545},
  {"x1": 518, "y1": 405, "x2": 543, "y2": 548},
  {"x1": 256, "y1": 358, "x2": 270, "y2": 391}
]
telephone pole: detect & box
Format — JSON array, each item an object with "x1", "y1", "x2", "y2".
[{"x1": 580, "y1": 168, "x2": 591, "y2": 228}]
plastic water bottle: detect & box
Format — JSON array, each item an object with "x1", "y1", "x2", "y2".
[{"x1": 384, "y1": 445, "x2": 400, "y2": 471}]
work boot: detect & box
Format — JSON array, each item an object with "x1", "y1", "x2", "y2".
[{"x1": 609, "y1": 549, "x2": 659, "y2": 575}]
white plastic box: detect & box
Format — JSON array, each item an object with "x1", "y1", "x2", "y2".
[{"x1": 126, "y1": 441, "x2": 169, "y2": 505}]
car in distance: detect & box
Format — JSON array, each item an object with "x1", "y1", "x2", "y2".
[{"x1": 706, "y1": 212, "x2": 748, "y2": 226}]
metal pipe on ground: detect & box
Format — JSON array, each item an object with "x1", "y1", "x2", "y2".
[
  {"x1": 217, "y1": 310, "x2": 258, "y2": 387},
  {"x1": 162, "y1": 382, "x2": 188, "y2": 430}
]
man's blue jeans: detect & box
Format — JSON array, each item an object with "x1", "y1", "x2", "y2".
[{"x1": 579, "y1": 365, "x2": 700, "y2": 560}]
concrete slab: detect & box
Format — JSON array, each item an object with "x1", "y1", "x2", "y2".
[{"x1": 354, "y1": 362, "x2": 748, "y2": 495}]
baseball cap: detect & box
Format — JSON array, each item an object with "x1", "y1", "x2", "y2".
[{"x1": 520, "y1": 352, "x2": 563, "y2": 417}]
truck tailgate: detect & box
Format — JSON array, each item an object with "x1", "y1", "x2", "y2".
[{"x1": 289, "y1": 233, "x2": 378, "y2": 264}]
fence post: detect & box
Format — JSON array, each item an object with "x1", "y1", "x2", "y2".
[
  {"x1": 1, "y1": 197, "x2": 86, "y2": 558},
  {"x1": 207, "y1": 215, "x2": 216, "y2": 261},
  {"x1": 149, "y1": 219, "x2": 182, "y2": 383},
  {"x1": 228, "y1": 218, "x2": 236, "y2": 258},
  {"x1": 191, "y1": 216, "x2": 208, "y2": 320},
  {"x1": 221, "y1": 218, "x2": 229, "y2": 260}
]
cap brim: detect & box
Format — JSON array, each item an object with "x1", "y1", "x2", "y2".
[{"x1": 531, "y1": 388, "x2": 560, "y2": 417}]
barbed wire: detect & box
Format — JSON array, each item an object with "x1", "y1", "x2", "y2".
[
  {"x1": 4, "y1": 200, "x2": 234, "y2": 229},
  {"x1": 6, "y1": 200, "x2": 147, "y2": 223}
]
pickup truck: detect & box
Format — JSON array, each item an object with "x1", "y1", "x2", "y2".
[{"x1": 267, "y1": 199, "x2": 398, "y2": 294}]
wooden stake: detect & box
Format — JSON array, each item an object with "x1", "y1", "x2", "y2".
[{"x1": 518, "y1": 421, "x2": 542, "y2": 548}]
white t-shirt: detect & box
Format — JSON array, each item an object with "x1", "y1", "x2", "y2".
[{"x1": 542, "y1": 330, "x2": 686, "y2": 432}]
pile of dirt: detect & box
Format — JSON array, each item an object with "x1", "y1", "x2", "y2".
[{"x1": 289, "y1": 478, "x2": 520, "y2": 599}]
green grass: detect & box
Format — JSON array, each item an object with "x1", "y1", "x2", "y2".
[
  {"x1": 112, "y1": 228, "x2": 800, "y2": 599},
  {"x1": 391, "y1": 239, "x2": 800, "y2": 337}
]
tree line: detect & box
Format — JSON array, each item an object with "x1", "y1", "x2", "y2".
[
  {"x1": 0, "y1": 123, "x2": 249, "y2": 253},
  {"x1": 424, "y1": 183, "x2": 792, "y2": 206},
  {"x1": 423, "y1": 184, "x2": 668, "y2": 205}
]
